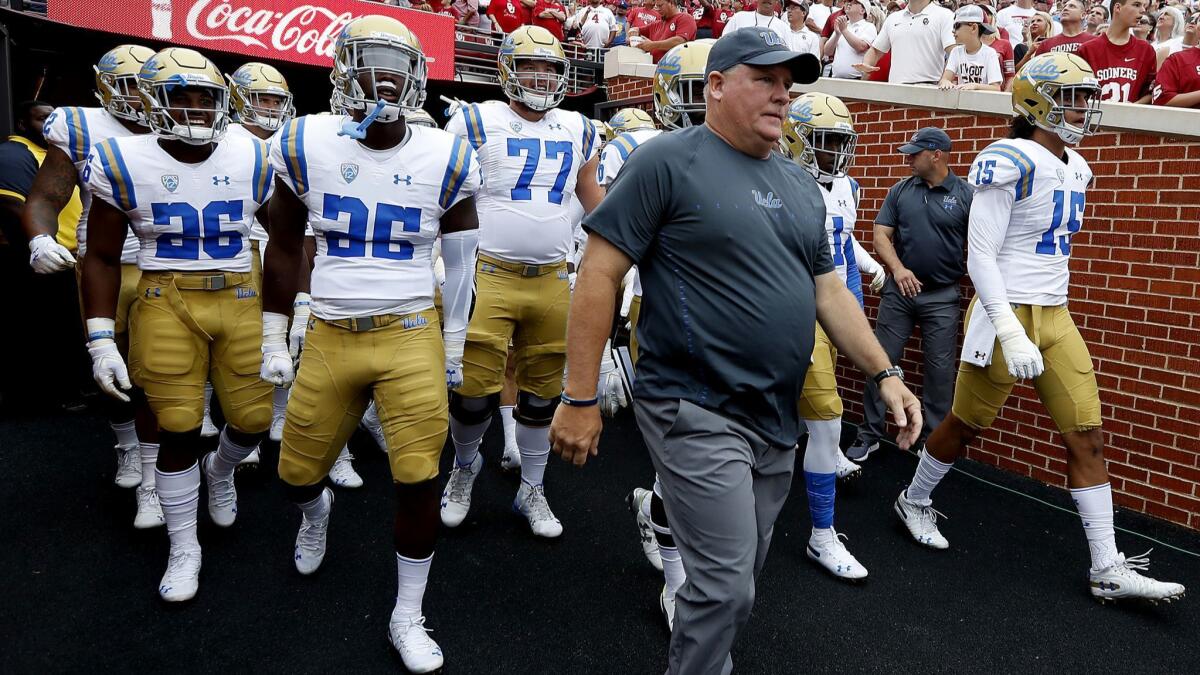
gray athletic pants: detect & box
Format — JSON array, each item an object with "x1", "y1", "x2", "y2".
[
  {"x1": 634, "y1": 398, "x2": 797, "y2": 675},
  {"x1": 860, "y1": 279, "x2": 960, "y2": 446}
]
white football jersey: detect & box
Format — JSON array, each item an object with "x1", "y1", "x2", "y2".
[
  {"x1": 84, "y1": 133, "x2": 271, "y2": 273},
  {"x1": 597, "y1": 128, "x2": 660, "y2": 188},
  {"x1": 967, "y1": 138, "x2": 1092, "y2": 305},
  {"x1": 226, "y1": 123, "x2": 277, "y2": 243},
  {"x1": 445, "y1": 102, "x2": 599, "y2": 265},
  {"x1": 43, "y1": 106, "x2": 141, "y2": 262},
  {"x1": 270, "y1": 115, "x2": 481, "y2": 320},
  {"x1": 818, "y1": 175, "x2": 863, "y2": 293}
]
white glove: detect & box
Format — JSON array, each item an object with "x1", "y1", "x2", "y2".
[
  {"x1": 433, "y1": 256, "x2": 446, "y2": 288},
  {"x1": 870, "y1": 267, "x2": 887, "y2": 293},
  {"x1": 86, "y1": 318, "x2": 131, "y2": 401},
  {"x1": 568, "y1": 271, "x2": 577, "y2": 292},
  {"x1": 29, "y1": 234, "x2": 76, "y2": 274},
  {"x1": 993, "y1": 313, "x2": 1044, "y2": 380},
  {"x1": 289, "y1": 293, "x2": 311, "y2": 362},
  {"x1": 597, "y1": 339, "x2": 629, "y2": 417},
  {"x1": 619, "y1": 268, "x2": 636, "y2": 318},
  {"x1": 261, "y1": 312, "x2": 295, "y2": 386},
  {"x1": 444, "y1": 330, "x2": 466, "y2": 389}
]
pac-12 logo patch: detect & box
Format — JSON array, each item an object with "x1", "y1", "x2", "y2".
[
  {"x1": 341, "y1": 163, "x2": 359, "y2": 184},
  {"x1": 161, "y1": 175, "x2": 179, "y2": 192}
]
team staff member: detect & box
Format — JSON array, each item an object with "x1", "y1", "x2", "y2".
[
  {"x1": 848, "y1": 128, "x2": 972, "y2": 462},
  {"x1": 551, "y1": 29, "x2": 922, "y2": 675}
]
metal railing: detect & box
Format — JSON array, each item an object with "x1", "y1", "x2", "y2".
[{"x1": 453, "y1": 25, "x2": 604, "y2": 97}]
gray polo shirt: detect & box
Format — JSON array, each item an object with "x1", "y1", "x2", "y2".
[
  {"x1": 584, "y1": 126, "x2": 832, "y2": 447},
  {"x1": 874, "y1": 171, "x2": 972, "y2": 288}
]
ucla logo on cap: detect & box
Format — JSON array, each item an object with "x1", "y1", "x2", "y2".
[{"x1": 759, "y1": 30, "x2": 784, "y2": 47}]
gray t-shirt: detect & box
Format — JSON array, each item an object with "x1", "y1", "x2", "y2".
[
  {"x1": 874, "y1": 171, "x2": 973, "y2": 288},
  {"x1": 584, "y1": 125, "x2": 833, "y2": 447}
]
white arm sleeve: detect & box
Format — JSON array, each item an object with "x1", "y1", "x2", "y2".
[
  {"x1": 440, "y1": 230, "x2": 478, "y2": 340},
  {"x1": 966, "y1": 187, "x2": 1023, "y2": 337},
  {"x1": 851, "y1": 235, "x2": 883, "y2": 277}
]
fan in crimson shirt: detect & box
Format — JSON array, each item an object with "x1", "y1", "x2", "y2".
[
  {"x1": 533, "y1": 0, "x2": 569, "y2": 39},
  {"x1": 1076, "y1": 0, "x2": 1157, "y2": 103},
  {"x1": 1033, "y1": 0, "x2": 1094, "y2": 56},
  {"x1": 489, "y1": 0, "x2": 531, "y2": 33},
  {"x1": 1152, "y1": 47, "x2": 1200, "y2": 108},
  {"x1": 627, "y1": 0, "x2": 662, "y2": 30},
  {"x1": 636, "y1": 0, "x2": 698, "y2": 61},
  {"x1": 713, "y1": 2, "x2": 736, "y2": 37}
]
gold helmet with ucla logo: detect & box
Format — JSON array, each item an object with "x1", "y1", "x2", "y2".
[
  {"x1": 137, "y1": 47, "x2": 230, "y2": 144},
  {"x1": 781, "y1": 92, "x2": 858, "y2": 180},
  {"x1": 227, "y1": 62, "x2": 295, "y2": 132},
  {"x1": 1012, "y1": 52, "x2": 1101, "y2": 145},
  {"x1": 331, "y1": 15, "x2": 427, "y2": 124},
  {"x1": 606, "y1": 107, "x2": 655, "y2": 142},
  {"x1": 498, "y1": 25, "x2": 570, "y2": 111},
  {"x1": 94, "y1": 45, "x2": 155, "y2": 124},
  {"x1": 653, "y1": 40, "x2": 712, "y2": 130}
]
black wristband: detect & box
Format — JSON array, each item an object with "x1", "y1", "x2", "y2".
[
  {"x1": 560, "y1": 392, "x2": 599, "y2": 407},
  {"x1": 872, "y1": 366, "x2": 904, "y2": 385}
]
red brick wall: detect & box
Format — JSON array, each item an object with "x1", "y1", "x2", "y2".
[{"x1": 606, "y1": 80, "x2": 1200, "y2": 530}]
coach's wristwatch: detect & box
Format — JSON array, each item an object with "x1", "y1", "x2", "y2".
[{"x1": 872, "y1": 366, "x2": 905, "y2": 385}]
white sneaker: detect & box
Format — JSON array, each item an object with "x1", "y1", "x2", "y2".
[
  {"x1": 440, "y1": 454, "x2": 482, "y2": 527},
  {"x1": 237, "y1": 446, "x2": 261, "y2": 470},
  {"x1": 1089, "y1": 550, "x2": 1187, "y2": 604},
  {"x1": 894, "y1": 490, "x2": 949, "y2": 550},
  {"x1": 387, "y1": 616, "x2": 444, "y2": 674},
  {"x1": 807, "y1": 528, "x2": 868, "y2": 580},
  {"x1": 201, "y1": 414, "x2": 219, "y2": 438},
  {"x1": 159, "y1": 545, "x2": 202, "y2": 602},
  {"x1": 626, "y1": 488, "x2": 663, "y2": 571},
  {"x1": 835, "y1": 450, "x2": 862, "y2": 481},
  {"x1": 114, "y1": 444, "x2": 142, "y2": 488},
  {"x1": 500, "y1": 446, "x2": 521, "y2": 472},
  {"x1": 514, "y1": 482, "x2": 563, "y2": 538},
  {"x1": 203, "y1": 451, "x2": 238, "y2": 528},
  {"x1": 269, "y1": 413, "x2": 285, "y2": 443},
  {"x1": 295, "y1": 488, "x2": 334, "y2": 575},
  {"x1": 329, "y1": 448, "x2": 363, "y2": 489},
  {"x1": 660, "y1": 585, "x2": 676, "y2": 632},
  {"x1": 133, "y1": 485, "x2": 165, "y2": 529},
  {"x1": 360, "y1": 403, "x2": 388, "y2": 453}
]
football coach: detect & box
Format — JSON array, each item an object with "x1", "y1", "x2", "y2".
[{"x1": 551, "y1": 28, "x2": 923, "y2": 675}]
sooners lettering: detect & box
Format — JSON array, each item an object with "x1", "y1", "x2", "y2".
[
  {"x1": 1095, "y1": 67, "x2": 1139, "y2": 81},
  {"x1": 186, "y1": 0, "x2": 353, "y2": 56}
]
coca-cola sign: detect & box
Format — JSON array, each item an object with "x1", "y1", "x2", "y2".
[{"x1": 49, "y1": 0, "x2": 455, "y2": 80}]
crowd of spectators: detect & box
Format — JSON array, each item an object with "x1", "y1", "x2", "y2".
[{"x1": 375, "y1": 0, "x2": 1199, "y2": 107}]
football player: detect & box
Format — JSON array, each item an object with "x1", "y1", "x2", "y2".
[
  {"x1": 604, "y1": 40, "x2": 711, "y2": 630},
  {"x1": 262, "y1": 16, "x2": 480, "y2": 671},
  {"x1": 894, "y1": 53, "x2": 1185, "y2": 602},
  {"x1": 22, "y1": 45, "x2": 164, "y2": 529},
  {"x1": 441, "y1": 25, "x2": 604, "y2": 538},
  {"x1": 781, "y1": 92, "x2": 888, "y2": 581},
  {"x1": 81, "y1": 47, "x2": 274, "y2": 601}
]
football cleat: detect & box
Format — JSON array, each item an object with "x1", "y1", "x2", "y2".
[
  {"x1": 295, "y1": 488, "x2": 334, "y2": 575},
  {"x1": 114, "y1": 444, "x2": 142, "y2": 488},
  {"x1": 328, "y1": 447, "x2": 363, "y2": 489},
  {"x1": 514, "y1": 482, "x2": 563, "y2": 538},
  {"x1": 440, "y1": 453, "x2": 482, "y2": 527},
  {"x1": 835, "y1": 450, "x2": 863, "y2": 481},
  {"x1": 360, "y1": 402, "x2": 388, "y2": 453},
  {"x1": 1089, "y1": 550, "x2": 1187, "y2": 604},
  {"x1": 133, "y1": 485, "x2": 165, "y2": 529},
  {"x1": 200, "y1": 414, "x2": 220, "y2": 438},
  {"x1": 626, "y1": 488, "x2": 663, "y2": 571},
  {"x1": 499, "y1": 446, "x2": 521, "y2": 472},
  {"x1": 807, "y1": 529, "x2": 868, "y2": 581},
  {"x1": 894, "y1": 490, "x2": 949, "y2": 550},
  {"x1": 202, "y1": 451, "x2": 238, "y2": 528},
  {"x1": 158, "y1": 545, "x2": 202, "y2": 602},
  {"x1": 237, "y1": 445, "x2": 261, "y2": 470},
  {"x1": 388, "y1": 616, "x2": 444, "y2": 674},
  {"x1": 845, "y1": 436, "x2": 879, "y2": 462},
  {"x1": 660, "y1": 585, "x2": 676, "y2": 632}
]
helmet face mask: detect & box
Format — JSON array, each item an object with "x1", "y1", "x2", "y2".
[
  {"x1": 1027, "y1": 81, "x2": 1101, "y2": 145},
  {"x1": 229, "y1": 63, "x2": 294, "y2": 132},
  {"x1": 94, "y1": 45, "x2": 155, "y2": 125},
  {"x1": 1013, "y1": 52, "x2": 1102, "y2": 146},
  {"x1": 332, "y1": 36, "x2": 428, "y2": 124},
  {"x1": 498, "y1": 26, "x2": 571, "y2": 112},
  {"x1": 138, "y1": 48, "x2": 230, "y2": 145},
  {"x1": 808, "y1": 129, "x2": 858, "y2": 179},
  {"x1": 653, "y1": 42, "x2": 712, "y2": 130}
]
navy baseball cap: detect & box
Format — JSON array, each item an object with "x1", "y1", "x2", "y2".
[
  {"x1": 705, "y1": 28, "x2": 822, "y2": 84},
  {"x1": 898, "y1": 127, "x2": 952, "y2": 154}
]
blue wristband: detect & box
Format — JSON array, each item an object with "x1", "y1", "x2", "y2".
[
  {"x1": 88, "y1": 331, "x2": 115, "y2": 342},
  {"x1": 560, "y1": 392, "x2": 599, "y2": 407}
]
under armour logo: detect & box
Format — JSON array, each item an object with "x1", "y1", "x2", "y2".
[
  {"x1": 548, "y1": 123, "x2": 564, "y2": 131},
  {"x1": 974, "y1": 351, "x2": 986, "y2": 359},
  {"x1": 838, "y1": 199, "x2": 849, "y2": 208},
  {"x1": 1075, "y1": 172, "x2": 1086, "y2": 181},
  {"x1": 212, "y1": 176, "x2": 230, "y2": 186},
  {"x1": 394, "y1": 174, "x2": 412, "y2": 185}
]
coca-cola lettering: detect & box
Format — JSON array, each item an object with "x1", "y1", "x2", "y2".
[{"x1": 186, "y1": 0, "x2": 353, "y2": 55}]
